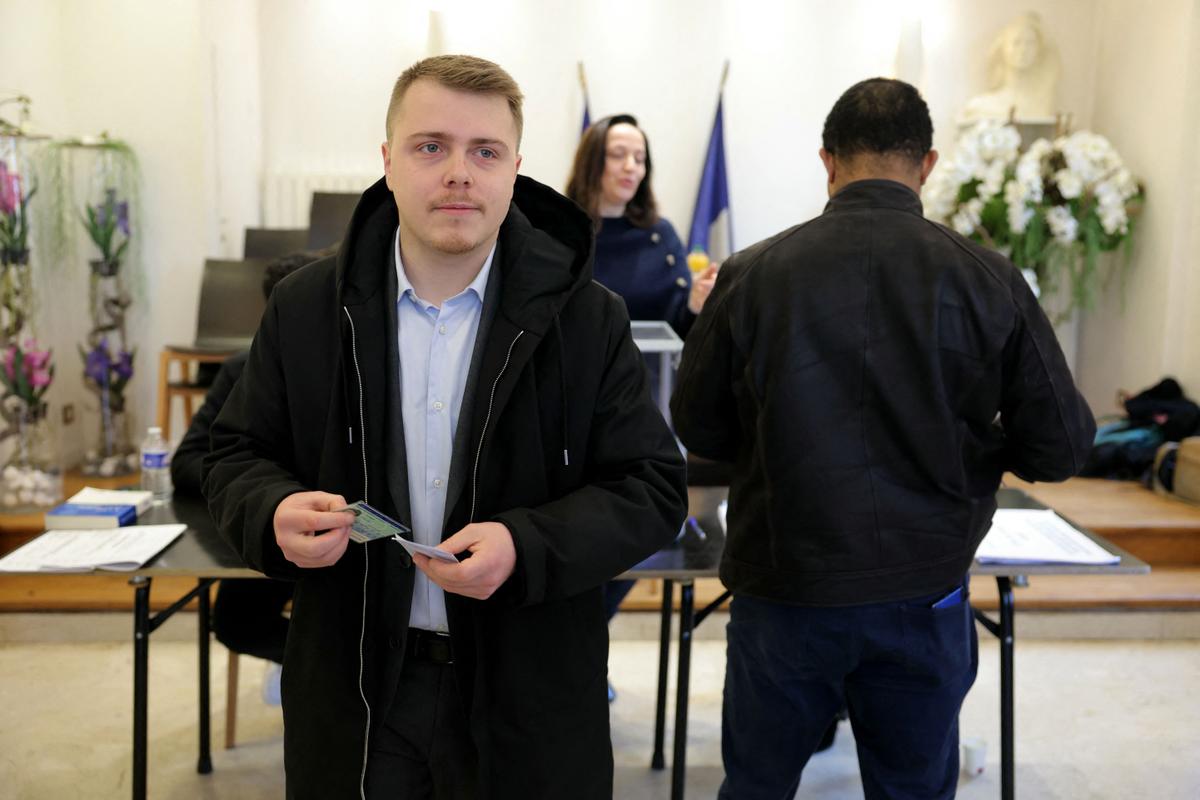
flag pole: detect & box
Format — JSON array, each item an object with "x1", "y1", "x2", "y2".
[
  {"x1": 719, "y1": 60, "x2": 730, "y2": 93},
  {"x1": 577, "y1": 61, "x2": 589, "y2": 99}
]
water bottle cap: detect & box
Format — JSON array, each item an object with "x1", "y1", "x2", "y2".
[{"x1": 148, "y1": 426, "x2": 162, "y2": 435}]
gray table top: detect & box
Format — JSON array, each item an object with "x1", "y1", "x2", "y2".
[
  {"x1": 617, "y1": 486, "x2": 1151, "y2": 581},
  {"x1": 16, "y1": 484, "x2": 1150, "y2": 582},
  {"x1": 132, "y1": 496, "x2": 259, "y2": 578}
]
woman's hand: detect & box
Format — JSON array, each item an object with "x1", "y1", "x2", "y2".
[{"x1": 688, "y1": 264, "x2": 719, "y2": 314}]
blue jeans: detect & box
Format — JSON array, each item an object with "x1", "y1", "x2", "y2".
[{"x1": 719, "y1": 580, "x2": 977, "y2": 800}]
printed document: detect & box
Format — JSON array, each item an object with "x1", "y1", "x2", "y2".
[
  {"x1": 976, "y1": 510, "x2": 1118, "y2": 565},
  {"x1": 0, "y1": 525, "x2": 186, "y2": 572}
]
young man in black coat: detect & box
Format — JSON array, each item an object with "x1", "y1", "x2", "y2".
[
  {"x1": 671, "y1": 79, "x2": 1095, "y2": 799},
  {"x1": 202, "y1": 55, "x2": 687, "y2": 799}
]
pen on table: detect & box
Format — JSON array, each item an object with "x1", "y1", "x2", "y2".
[{"x1": 687, "y1": 516, "x2": 707, "y2": 541}]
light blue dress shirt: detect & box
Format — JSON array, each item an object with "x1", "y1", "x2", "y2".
[{"x1": 395, "y1": 230, "x2": 494, "y2": 632}]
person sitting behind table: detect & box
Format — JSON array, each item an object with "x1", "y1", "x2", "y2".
[{"x1": 171, "y1": 248, "x2": 329, "y2": 701}]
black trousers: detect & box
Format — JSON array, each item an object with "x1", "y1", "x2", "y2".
[
  {"x1": 211, "y1": 578, "x2": 293, "y2": 664},
  {"x1": 365, "y1": 645, "x2": 478, "y2": 799},
  {"x1": 719, "y1": 579, "x2": 978, "y2": 800}
]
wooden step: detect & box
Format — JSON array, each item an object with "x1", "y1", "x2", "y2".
[
  {"x1": 1005, "y1": 475, "x2": 1200, "y2": 566},
  {"x1": 0, "y1": 575, "x2": 208, "y2": 612},
  {"x1": 620, "y1": 569, "x2": 1200, "y2": 613},
  {"x1": 0, "y1": 569, "x2": 1196, "y2": 614}
]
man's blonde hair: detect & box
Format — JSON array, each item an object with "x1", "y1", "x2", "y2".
[{"x1": 386, "y1": 55, "x2": 524, "y2": 144}]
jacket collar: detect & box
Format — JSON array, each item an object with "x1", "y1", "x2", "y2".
[
  {"x1": 823, "y1": 179, "x2": 924, "y2": 216},
  {"x1": 335, "y1": 175, "x2": 593, "y2": 338}
]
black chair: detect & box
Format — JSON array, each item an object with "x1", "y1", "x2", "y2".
[
  {"x1": 244, "y1": 227, "x2": 308, "y2": 260},
  {"x1": 307, "y1": 192, "x2": 360, "y2": 250}
]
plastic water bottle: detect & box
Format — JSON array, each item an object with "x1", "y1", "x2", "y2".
[{"x1": 140, "y1": 426, "x2": 172, "y2": 503}]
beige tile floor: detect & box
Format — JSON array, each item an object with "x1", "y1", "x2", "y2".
[{"x1": 0, "y1": 618, "x2": 1198, "y2": 799}]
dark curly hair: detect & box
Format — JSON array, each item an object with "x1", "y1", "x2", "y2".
[
  {"x1": 261, "y1": 246, "x2": 335, "y2": 299},
  {"x1": 565, "y1": 114, "x2": 659, "y2": 229},
  {"x1": 821, "y1": 78, "x2": 933, "y2": 165}
]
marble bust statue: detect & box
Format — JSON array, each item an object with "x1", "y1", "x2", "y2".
[{"x1": 961, "y1": 12, "x2": 1060, "y2": 123}]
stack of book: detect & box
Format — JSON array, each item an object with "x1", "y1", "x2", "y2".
[{"x1": 43, "y1": 487, "x2": 155, "y2": 530}]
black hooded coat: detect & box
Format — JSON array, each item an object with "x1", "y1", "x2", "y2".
[{"x1": 203, "y1": 175, "x2": 687, "y2": 798}]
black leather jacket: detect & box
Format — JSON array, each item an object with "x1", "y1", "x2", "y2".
[{"x1": 672, "y1": 179, "x2": 1095, "y2": 605}]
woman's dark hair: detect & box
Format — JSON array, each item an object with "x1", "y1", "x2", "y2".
[
  {"x1": 565, "y1": 113, "x2": 659, "y2": 229},
  {"x1": 821, "y1": 78, "x2": 933, "y2": 165}
]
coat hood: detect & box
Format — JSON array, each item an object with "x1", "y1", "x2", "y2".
[{"x1": 334, "y1": 174, "x2": 595, "y2": 336}]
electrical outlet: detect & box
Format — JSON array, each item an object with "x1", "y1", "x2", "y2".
[{"x1": 62, "y1": 403, "x2": 75, "y2": 426}]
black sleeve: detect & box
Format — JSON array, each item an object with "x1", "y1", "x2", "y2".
[
  {"x1": 670, "y1": 254, "x2": 747, "y2": 461},
  {"x1": 202, "y1": 295, "x2": 308, "y2": 579},
  {"x1": 999, "y1": 268, "x2": 1097, "y2": 481},
  {"x1": 170, "y1": 352, "x2": 248, "y2": 497},
  {"x1": 661, "y1": 222, "x2": 696, "y2": 339}
]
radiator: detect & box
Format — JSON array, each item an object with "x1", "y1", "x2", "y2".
[{"x1": 262, "y1": 171, "x2": 379, "y2": 227}]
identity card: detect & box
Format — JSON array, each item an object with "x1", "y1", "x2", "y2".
[{"x1": 335, "y1": 501, "x2": 411, "y2": 544}]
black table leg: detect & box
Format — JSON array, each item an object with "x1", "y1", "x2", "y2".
[
  {"x1": 671, "y1": 580, "x2": 695, "y2": 800},
  {"x1": 131, "y1": 576, "x2": 151, "y2": 800},
  {"x1": 197, "y1": 580, "x2": 213, "y2": 774},
  {"x1": 972, "y1": 576, "x2": 1018, "y2": 800},
  {"x1": 652, "y1": 578, "x2": 674, "y2": 770},
  {"x1": 998, "y1": 576, "x2": 1015, "y2": 800}
]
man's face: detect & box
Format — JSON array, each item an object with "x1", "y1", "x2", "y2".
[{"x1": 382, "y1": 79, "x2": 521, "y2": 264}]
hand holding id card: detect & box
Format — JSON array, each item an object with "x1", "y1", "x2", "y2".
[{"x1": 335, "y1": 501, "x2": 458, "y2": 563}]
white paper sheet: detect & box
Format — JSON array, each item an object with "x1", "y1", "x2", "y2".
[
  {"x1": 0, "y1": 525, "x2": 186, "y2": 573},
  {"x1": 976, "y1": 509, "x2": 1118, "y2": 565}
]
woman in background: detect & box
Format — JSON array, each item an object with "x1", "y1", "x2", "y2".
[
  {"x1": 566, "y1": 114, "x2": 716, "y2": 701},
  {"x1": 566, "y1": 113, "x2": 716, "y2": 339}
]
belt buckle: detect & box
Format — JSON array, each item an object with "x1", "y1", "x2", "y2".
[
  {"x1": 427, "y1": 632, "x2": 454, "y2": 665},
  {"x1": 410, "y1": 629, "x2": 454, "y2": 665}
]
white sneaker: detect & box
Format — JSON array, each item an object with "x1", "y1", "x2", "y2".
[{"x1": 262, "y1": 663, "x2": 282, "y2": 706}]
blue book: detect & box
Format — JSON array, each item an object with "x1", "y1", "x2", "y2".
[{"x1": 45, "y1": 503, "x2": 138, "y2": 529}]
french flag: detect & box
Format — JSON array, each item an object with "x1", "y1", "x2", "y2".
[{"x1": 688, "y1": 95, "x2": 732, "y2": 260}]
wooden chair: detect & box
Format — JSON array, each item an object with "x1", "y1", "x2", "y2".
[
  {"x1": 225, "y1": 651, "x2": 240, "y2": 748},
  {"x1": 156, "y1": 347, "x2": 236, "y2": 440}
]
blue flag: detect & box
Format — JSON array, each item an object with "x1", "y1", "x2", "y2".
[
  {"x1": 688, "y1": 97, "x2": 732, "y2": 260},
  {"x1": 582, "y1": 100, "x2": 591, "y2": 135}
]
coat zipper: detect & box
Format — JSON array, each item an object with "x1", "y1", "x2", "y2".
[
  {"x1": 343, "y1": 306, "x2": 372, "y2": 800},
  {"x1": 470, "y1": 330, "x2": 524, "y2": 522}
]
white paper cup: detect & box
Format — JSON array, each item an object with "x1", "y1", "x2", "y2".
[{"x1": 961, "y1": 736, "x2": 987, "y2": 777}]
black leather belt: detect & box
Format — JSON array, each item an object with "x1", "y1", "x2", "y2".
[{"x1": 407, "y1": 628, "x2": 454, "y2": 665}]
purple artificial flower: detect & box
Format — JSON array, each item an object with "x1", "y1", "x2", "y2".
[
  {"x1": 85, "y1": 340, "x2": 112, "y2": 386},
  {"x1": 95, "y1": 192, "x2": 111, "y2": 227},
  {"x1": 116, "y1": 201, "x2": 130, "y2": 237},
  {"x1": 113, "y1": 349, "x2": 134, "y2": 381},
  {"x1": 0, "y1": 162, "x2": 20, "y2": 217}
]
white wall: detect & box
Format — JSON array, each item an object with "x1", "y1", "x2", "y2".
[
  {"x1": 1075, "y1": 0, "x2": 1200, "y2": 414},
  {"x1": 254, "y1": 0, "x2": 1104, "y2": 249},
  {"x1": 2, "y1": 0, "x2": 1197, "y2": 463},
  {"x1": 2, "y1": 0, "x2": 217, "y2": 462}
]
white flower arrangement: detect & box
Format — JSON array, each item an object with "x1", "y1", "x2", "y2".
[{"x1": 924, "y1": 121, "x2": 1144, "y2": 321}]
